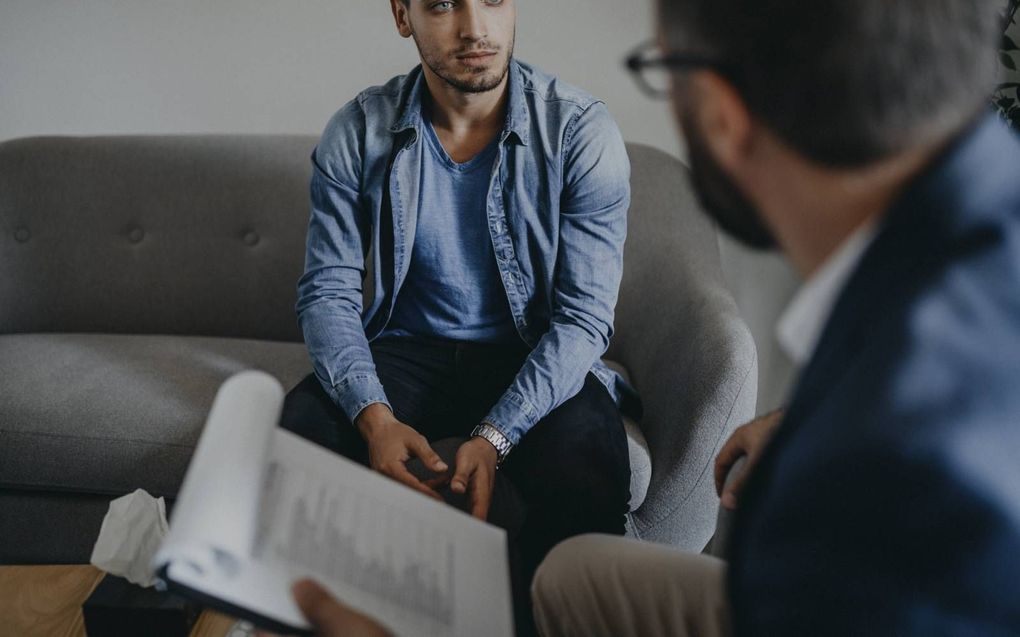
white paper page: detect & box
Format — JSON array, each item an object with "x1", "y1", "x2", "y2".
[
  {"x1": 154, "y1": 370, "x2": 282, "y2": 569},
  {"x1": 251, "y1": 429, "x2": 514, "y2": 637}
]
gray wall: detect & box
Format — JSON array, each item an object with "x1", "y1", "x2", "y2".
[
  {"x1": 0, "y1": 0, "x2": 800, "y2": 411},
  {"x1": 0, "y1": 0, "x2": 678, "y2": 151}
]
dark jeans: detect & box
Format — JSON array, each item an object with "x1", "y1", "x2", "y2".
[{"x1": 279, "y1": 335, "x2": 631, "y2": 636}]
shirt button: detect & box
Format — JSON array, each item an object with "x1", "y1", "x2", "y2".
[
  {"x1": 127, "y1": 227, "x2": 145, "y2": 243},
  {"x1": 14, "y1": 227, "x2": 30, "y2": 243}
]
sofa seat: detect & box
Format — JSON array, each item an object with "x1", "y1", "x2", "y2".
[
  {"x1": 0, "y1": 331, "x2": 652, "y2": 504},
  {"x1": 0, "y1": 330, "x2": 652, "y2": 561},
  {"x1": 0, "y1": 333, "x2": 313, "y2": 562},
  {"x1": 0, "y1": 333, "x2": 313, "y2": 501}
]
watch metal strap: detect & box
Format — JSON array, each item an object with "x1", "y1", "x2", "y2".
[{"x1": 471, "y1": 422, "x2": 513, "y2": 466}]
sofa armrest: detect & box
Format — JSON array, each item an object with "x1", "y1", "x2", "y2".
[{"x1": 612, "y1": 143, "x2": 759, "y2": 549}]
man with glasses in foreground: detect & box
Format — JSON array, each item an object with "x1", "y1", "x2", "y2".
[
  {"x1": 532, "y1": 0, "x2": 1020, "y2": 635},
  {"x1": 268, "y1": 0, "x2": 1020, "y2": 634}
]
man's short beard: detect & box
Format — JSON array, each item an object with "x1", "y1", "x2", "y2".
[
  {"x1": 413, "y1": 31, "x2": 515, "y2": 94},
  {"x1": 682, "y1": 111, "x2": 777, "y2": 250}
]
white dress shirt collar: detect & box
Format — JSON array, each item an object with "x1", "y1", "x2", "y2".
[{"x1": 776, "y1": 222, "x2": 879, "y2": 367}]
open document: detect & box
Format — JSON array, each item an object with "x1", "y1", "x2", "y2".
[{"x1": 152, "y1": 371, "x2": 513, "y2": 637}]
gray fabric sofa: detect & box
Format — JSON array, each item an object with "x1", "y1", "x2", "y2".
[{"x1": 0, "y1": 135, "x2": 756, "y2": 564}]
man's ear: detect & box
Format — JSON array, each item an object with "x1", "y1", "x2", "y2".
[
  {"x1": 390, "y1": 0, "x2": 413, "y2": 38},
  {"x1": 690, "y1": 71, "x2": 754, "y2": 172}
]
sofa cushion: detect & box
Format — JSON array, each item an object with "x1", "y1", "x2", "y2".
[
  {"x1": 0, "y1": 333, "x2": 651, "y2": 511},
  {"x1": 0, "y1": 333, "x2": 311, "y2": 499}
]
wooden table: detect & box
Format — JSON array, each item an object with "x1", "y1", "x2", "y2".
[{"x1": 0, "y1": 565, "x2": 238, "y2": 637}]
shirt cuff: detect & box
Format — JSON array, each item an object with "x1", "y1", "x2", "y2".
[
  {"x1": 483, "y1": 391, "x2": 541, "y2": 446},
  {"x1": 329, "y1": 374, "x2": 392, "y2": 424}
]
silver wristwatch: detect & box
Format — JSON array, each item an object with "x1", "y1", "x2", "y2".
[{"x1": 471, "y1": 422, "x2": 514, "y2": 467}]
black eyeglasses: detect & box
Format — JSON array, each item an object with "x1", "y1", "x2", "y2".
[{"x1": 624, "y1": 40, "x2": 731, "y2": 99}]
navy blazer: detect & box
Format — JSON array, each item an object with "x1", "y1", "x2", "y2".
[{"x1": 729, "y1": 114, "x2": 1020, "y2": 635}]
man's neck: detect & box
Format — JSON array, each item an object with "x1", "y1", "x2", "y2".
[
  {"x1": 751, "y1": 137, "x2": 944, "y2": 278},
  {"x1": 421, "y1": 64, "x2": 508, "y2": 137}
]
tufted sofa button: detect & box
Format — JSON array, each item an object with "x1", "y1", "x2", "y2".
[
  {"x1": 243, "y1": 230, "x2": 260, "y2": 247},
  {"x1": 127, "y1": 227, "x2": 145, "y2": 244},
  {"x1": 14, "y1": 227, "x2": 30, "y2": 243}
]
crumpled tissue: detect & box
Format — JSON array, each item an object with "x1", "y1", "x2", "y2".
[{"x1": 89, "y1": 488, "x2": 169, "y2": 588}]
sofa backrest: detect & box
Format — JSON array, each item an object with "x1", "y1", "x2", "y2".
[
  {"x1": 607, "y1": 143, "x2": 729, "y2": 366},
  {"x1": 0, "y1": 136, "x2": 733, "y2": 356},
  {"x1": 0, "y1": 135, "x2": 316, "y2": 341}
]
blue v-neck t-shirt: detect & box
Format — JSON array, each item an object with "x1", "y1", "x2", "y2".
[{"x1": 384, "y1": 116, "x2": 517, "y2": 344}]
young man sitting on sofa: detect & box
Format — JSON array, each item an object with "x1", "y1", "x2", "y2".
[
  {"x1": 278, "y1": 1, "x2": 636, "y2": 632},
  {"x1": 277, "y1": 0, "x2": 1020, "y2": 635}
]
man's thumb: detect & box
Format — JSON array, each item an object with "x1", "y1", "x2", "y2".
[
  {"x1": 293, "y1": 580, "x2": 341, "y2": 630},
  {"x1": 451, "y1": 462, "x2": 472, "y2": 494},
  {"x1": 293, "y1": 582, "x2": 328, "y2": 619},
  {"x1": 292, "y1": 579, "x2": 392, "y2": 637}
]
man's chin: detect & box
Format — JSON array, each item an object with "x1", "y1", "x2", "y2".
[
  {"x1": 444, "y1": 70, "x2": 506, "y2": 94},
  {"x1": 450, "y1": 53, "x2": 510, "y2": 88}
]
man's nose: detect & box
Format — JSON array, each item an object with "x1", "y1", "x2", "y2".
[{"x1": 459, "y1": 2, "x2": 487, "y2": 41}]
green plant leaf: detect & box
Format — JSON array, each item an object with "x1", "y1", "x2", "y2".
[
  {"x1": 1002, "y1": 52, "x2": 1018, "y2": 71},
  {"x1": 1004, "y1": 35, "x2": 1020, "y2": 51}
]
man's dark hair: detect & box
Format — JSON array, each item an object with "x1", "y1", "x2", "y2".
[{"x1": 660, "y1": 0, "x2": 1002, "y2": 166}]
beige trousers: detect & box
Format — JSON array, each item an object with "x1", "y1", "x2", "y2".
[{"x1": 531, "y1": 534, "x2": 730, "y2": 637}]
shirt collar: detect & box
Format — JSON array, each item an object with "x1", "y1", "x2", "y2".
[
  {"x1": 776, "y1": 221, "x2": 879, "y2": 367},
  {"x1": 389, "y1": 58, "x2": 530, "y2": 146}
]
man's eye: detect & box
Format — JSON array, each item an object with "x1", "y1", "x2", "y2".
[
  {"x1": 432, "y1": 1, "x2": 455, "y2": 11},
  {"x1": 483, "y1": 0, "x2": 504, "y2": 4}
]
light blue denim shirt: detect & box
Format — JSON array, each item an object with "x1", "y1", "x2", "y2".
[{"x1": 297, "y1": 59, "x2": 636, "y2": 446}]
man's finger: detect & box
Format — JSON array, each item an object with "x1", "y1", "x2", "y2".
[
  {"x1": 424, "y1": 473, "x2": 451, "y2": 490},
  {"x1": 292, "y1": 579, "x2": 354, "y2": 633},
  {"x1": 721, "y1": 451, "x2": 760, "y2": 510},
  {"x1": 410, "y1": 436, "x2": 448, "y2": 473},
  {"x1": 292, "y1": 579, "x2": 388, "y2": 637},
  {"x1": 714, "y1": 430, "x2": 747, "y2": 496},
  {"x1": 469, "y1": 472, "x2": 492, "y2": 521},
  {"x1": 387, "y1": 463, "x2": 443, "y2": 500},
  {"x1": 721, "y1": 479, "x2": 742, "y2": 510},
  {"x1": 451, "y1": 458, "x2": 474, "y2": 495}
]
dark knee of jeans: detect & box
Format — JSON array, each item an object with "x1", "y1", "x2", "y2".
[
  {"x1": 527, "y1": 422, "x2": 627, "y2": 491},
  {"x1": 554, "y1": 460, "x2": 630, "y2": 512},
  {"x1": 544, "y1": 415, "x2": 629, "y2": 484},
  {"x1": 525, "y1": 435, "x2": 630, "y2": 518}
]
